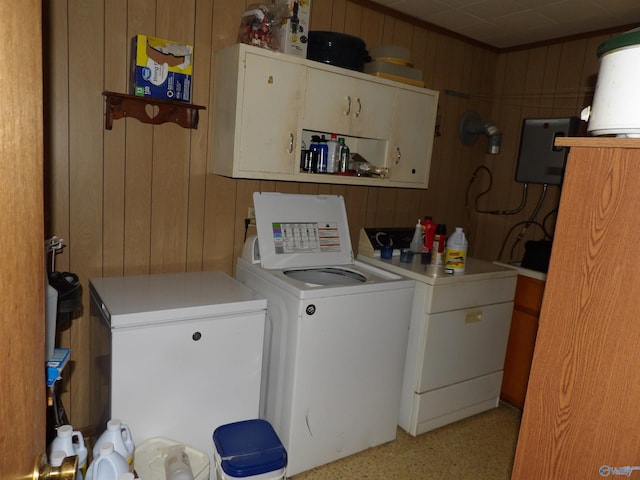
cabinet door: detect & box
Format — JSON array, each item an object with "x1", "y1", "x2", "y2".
[
  {"x1": 238, "y1": 52, "x2": 306, "y2": 175},
  {"x1": 387, "y1": 88, "x2": 437, "y2": 185},
  {"x1": 303, "y1": 68, "x2": 393, "y2": 140}
]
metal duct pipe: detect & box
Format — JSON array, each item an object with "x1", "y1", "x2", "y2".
[{"x1": 459, "y1": 111, "x2": 502, "y2": 154}]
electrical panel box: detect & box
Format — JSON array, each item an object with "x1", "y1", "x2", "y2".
[{"x1": 515, "y1": 117, "x2": 580, "y2": 185}]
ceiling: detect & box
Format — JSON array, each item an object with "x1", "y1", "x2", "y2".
[{"x1": 367, "y1": 0, "x2": 640, "y2": 49}]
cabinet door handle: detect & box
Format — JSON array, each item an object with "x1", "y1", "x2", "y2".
[
  {"x1": 355, "y1": 97, "x2": 362, "y2": 117},
  {"x1": 465, "y1": 311, "x2": 483, "y2": 323},
  {"x1": 345, "y1": 96, "x2": 351, "y2": 116},
  {"x1": 395, "y1": 146, "x2": 401, "y2": 164},
  {"x1": 289, "y1": 133, "x2": 294, "y2": 153}
]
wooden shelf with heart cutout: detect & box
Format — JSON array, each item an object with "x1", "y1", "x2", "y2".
[{"x1": 102, "y1": 91, "x2": 205, "y2": 130}]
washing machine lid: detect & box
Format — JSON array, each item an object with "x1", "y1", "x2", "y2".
[{"x1": 253, "y1": 192, "x2": 353, "y2": 269}]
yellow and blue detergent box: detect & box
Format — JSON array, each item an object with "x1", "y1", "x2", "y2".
[{"x1": 130, "y1": 34, "x2": 193, "y2": 102}]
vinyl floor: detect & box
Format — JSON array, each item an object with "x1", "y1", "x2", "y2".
[{"x1": 290, "y1": 403, "x2": 522, "y2": 480}]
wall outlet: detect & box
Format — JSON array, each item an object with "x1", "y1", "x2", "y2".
[{"x1": 247, "y1": 207, "x2": 255, "y2": 220}]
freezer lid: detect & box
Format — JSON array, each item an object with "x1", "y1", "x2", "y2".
[
  {"x1": 253, "y1": 192, "x2": 354, "y2": 269},
  {"x1": 89, "y1": 270, "x2": 267, "y2": 328}
]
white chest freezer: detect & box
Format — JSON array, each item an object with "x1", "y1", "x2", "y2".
[{"x1": 88, "y1": 270, "x2": 267, "y2": 468}]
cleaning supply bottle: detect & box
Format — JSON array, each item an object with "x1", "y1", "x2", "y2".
[
  {"x1": 86, "y1": 442, "x2": 129, "y2": 480},
  {"x1": 421, "y1": 216, "x2": 436, "y2": 253},
  {"x1": 431, "y1": 224, "x2": 447, "y2": 265},
  {"x1": 92, "y1": 419, "x2": 135, "y2": 472},
  {"x1": 410, "y1": 219, "x2": 424, "y2": 253},
  {"x1": 445, "y1": 227, "x2": 468, "y2": 273},
  {"x1": 49, "y1": 424, "x2": 88, "y2": 478}
]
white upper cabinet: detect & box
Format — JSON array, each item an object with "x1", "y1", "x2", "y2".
[
  {"x1": 387, "y1": 87, "x2": 438, "y2": 185},
  {"x1": 211, "y1": 47, "x2": 305, "y2": 179},
  {"x1": 210, "y1": 43, "x2": 439, "y2": 189},
  {"x1": 303, "y1": 68, "x2": 394, "y2": 141}
]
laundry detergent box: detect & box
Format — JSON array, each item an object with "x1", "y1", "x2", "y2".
[
  {"x1": 277, "y1": 0, "x2": 311, "y2": 58},
  {"x1": 130, "y1": 34, "x2": 193, "y2": 102}
]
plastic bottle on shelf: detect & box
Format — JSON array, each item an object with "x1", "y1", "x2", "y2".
[
  {"x1": 338, "y1": 137, "x2": 350, "y2": 173},
  {"x1": 326, "y1": 133, "x2": 340, "y2": 173},
  {"x1": 49, "y1": 424, "x2": 88, "y2": 478},
  {"x1": 445, "y1": 227, "x2": 468, "y2": 273},
  {"x1": 86, "y1": 442, "x2": 129, "y2": 480},
  {"x1": 92, "y1": 419, "x2": 135, "y2": 472},
  {"x1": 410, "y1": 219, "x2": 424, "y2": 253},
  {"x1": 315, "y1": 135, "x2": 329, "y2": 173}
]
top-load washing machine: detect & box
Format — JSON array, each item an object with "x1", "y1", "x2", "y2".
[{"x1": 235, "y1": 192, "x2": 415, "y2": 477}]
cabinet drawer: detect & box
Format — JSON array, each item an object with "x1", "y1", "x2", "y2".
[
  {"x1": 514, "y1": 274, "x2": 545, "y2": 314},
  {"x1": 413, "y1": 371, "x2": 502, "y2": 434},
  {"x1": 425, "y1": 276, "x2": 516, "y2": 313},
  {"x1": 417, "y1": 302, "x2": 513, "y2": 392}
]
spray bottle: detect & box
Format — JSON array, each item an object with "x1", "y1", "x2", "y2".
[{"x1": 410, "y1": 219, "x2": 424, "y2": 253}]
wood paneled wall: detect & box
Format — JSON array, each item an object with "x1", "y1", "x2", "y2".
[{"x1": 44, "y1": 0, "x2": 625, "y2": 429}]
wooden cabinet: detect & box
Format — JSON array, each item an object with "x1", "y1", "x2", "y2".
[
  {"x1": 500, "y1": 274, "x2": 545, "y2": 409},
  {"x1": 512, "y1": 138, "x2": 640, "y2": 479},
  {"x1": 210, "y1": 43, "x2": 439, "y2": 188}
]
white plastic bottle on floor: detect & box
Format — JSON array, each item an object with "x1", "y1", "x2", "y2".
[
  {"x1": 86, "y1": 442, "x2": 129, "y2": 480},
  {"x1": 165, "y1": 445, "x2": 194, "y2": 480},
  {"x1": 445, "y1": 227, "x2": 468, "y2": 273},
  {"x1": 92, "y1": 419, "x2": 135, "y2": 472},
  {"x1": 49, "y1": 424, "x2": 88, "y2": 478}
]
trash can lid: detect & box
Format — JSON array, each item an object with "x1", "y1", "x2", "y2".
[
  {"x1": 213, "y1": 419, "x2": 287, "y2": 477},
  {"x1": 597, "y1": 28, "x2": 640, "y2": 58}
]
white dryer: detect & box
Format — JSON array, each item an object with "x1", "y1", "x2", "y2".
[{"x1": 235, "y1": 192, "x2": 414, "y2": 477}]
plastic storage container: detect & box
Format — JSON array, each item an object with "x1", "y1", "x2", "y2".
[
  {"x1": 213, "y1": 420, "x2": 287, "y2": 480},
  {"x1": 134, "y1": 437, "x2": 209, "y2": 480},
  {"x1": 92, "y1": 419, "x2": 135, "y2": 472},
  {"x1": 445, "y1": 227, "x2": 468, "y2": 273}
]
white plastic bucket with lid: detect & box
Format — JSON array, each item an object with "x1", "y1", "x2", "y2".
[{"x1": 584, "y1": 28, "x2": 640, "y2": 137}]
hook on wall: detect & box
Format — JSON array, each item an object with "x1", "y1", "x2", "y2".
[{"x1": 459, "y1": 111, "x2": 502, "y2": 154}]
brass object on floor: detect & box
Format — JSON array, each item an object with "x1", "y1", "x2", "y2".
[{"x1": 32, "y1": 453, "x2": 78, "y2": 480}]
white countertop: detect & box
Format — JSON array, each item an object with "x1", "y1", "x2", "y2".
[{"x1": 358, "y1": 255, "x2": 517, "y2": 285}]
